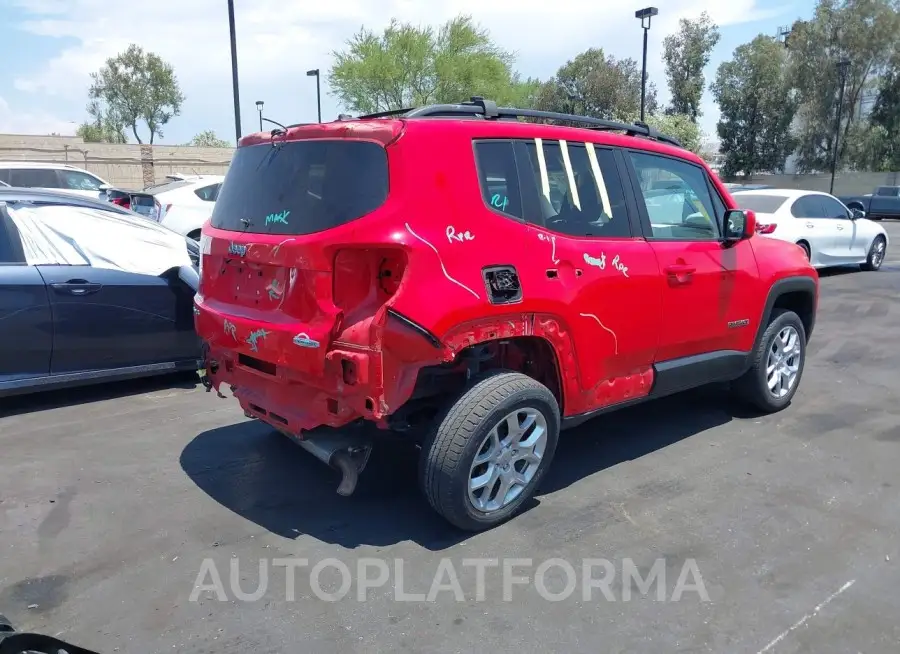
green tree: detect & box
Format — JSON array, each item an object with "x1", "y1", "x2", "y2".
[
  {"x1": 329, "y1": 15, "x2": 526, "y2": 113},
  {"x1": 866, "y1": 54, "x2": 900, "y2": 169},
  {"x1": 88, "y1": 44, "x2": 185, "y2": 144},
  {"x1": 662, "y1": 11, "x2": 721, "y2": 122},
  {"x1": 645, "y1": 113, "x2": 703, "y2": 153},
  {"x1": 76, "y1": 118, "x2": 127, "y2": 144},
  {"x1": 786, "y1": 0, "x2": 900, "y2": 172},
  {"x1": 712, "y1": 35, "x2": 797, "y2": 179},
  {"x1": 535, "y1": 48, "x2": 657, "y2": 123},
  {"x1": 187, "y1": 130, "x2": 231, "y2": 148}
]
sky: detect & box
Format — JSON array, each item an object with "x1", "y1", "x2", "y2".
[{"x1": 0, "y1": 0, "x2": 817, "y2": 146}]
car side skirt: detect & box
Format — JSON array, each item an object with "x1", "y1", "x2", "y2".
[{"x1": 0, "y1": 359, "x2": 201, "y2": 399}]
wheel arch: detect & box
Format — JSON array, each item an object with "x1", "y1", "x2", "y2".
[
  {"x1": 753, "y1": 276, "x2": 818, "y2": 352},
  {"x1": 436, "y1": 314, "x2": 570, "y2": 412}
]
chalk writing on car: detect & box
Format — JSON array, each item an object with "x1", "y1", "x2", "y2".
[{"x1": 446, "y1": 226, "x2": 476, "y2": 243}]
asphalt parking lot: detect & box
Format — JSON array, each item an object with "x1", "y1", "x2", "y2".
[{"x1": 2, "y1": 223, "x2": 900, "y2": 654}]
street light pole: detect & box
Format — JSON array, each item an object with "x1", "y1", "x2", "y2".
[
  {"x1": 256, "y1": 100, "x2": 264, "y2": 131},
  {"x1": 307, "y1": 69, "x2": 322, "y2": 123},
  {"x1": 635, "y1": 7, "x2": 658, "y2": 124},
  {"x1": 227, "y1": 0, "x2": 242, "y2": 144},
  {"x1": 829, "y1": 58, "x2": 851, "y2": 196}
]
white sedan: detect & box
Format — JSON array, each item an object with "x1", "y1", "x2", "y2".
[
  {"x1": 129, "y1": 175, "x2": 223, "y2": 240},
  {"x1": 732, "y1": 188, "x2": 889, "y2": 271}
]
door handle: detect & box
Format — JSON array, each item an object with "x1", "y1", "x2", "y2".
[
  {"x1": 665, "y1": 264, "x2": 696, "y2": 275},
  {"x1": 836, "y1": 225, "x2": 844, "y2": 230},
  {"x1": 664, "y1": 263, "x2": 696, "y2": 285},
  {"x1": 805, "y1": 223, "x2": 815, "y2": 228},
  {"x1": 50, "y1": 279, "x2": 102, "y2": 296}
]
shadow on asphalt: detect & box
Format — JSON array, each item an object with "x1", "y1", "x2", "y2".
[
  {"x1": 181, "y1": 385, "x2": 759, "y2": 551},
  {"x1": 0, "y1": 371, "x2": 200, "y2": 418}
]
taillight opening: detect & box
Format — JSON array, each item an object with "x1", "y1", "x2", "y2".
[
  {"x1": 333, "y1": 248, "x2": 408, "y2": 327},
  {"x1": 756, "y1": 223, "x2": 777, "y2": 234}
]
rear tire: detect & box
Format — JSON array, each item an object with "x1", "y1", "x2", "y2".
[
  {"x1": 733, "y1": 309, "x2": 807, "y2": 413},
  {"x1": 861, "y1": 235, "x2": 886, "y2": 271},
  {"x1": 187, "y1": 229, "x2": 202, "y2": 241},
  {"x1": 419, "y1": 371, "x2": 560, "y2": 531},
  {"x1": 797, "y1": 241, "x2": 811, "y2": 261}
]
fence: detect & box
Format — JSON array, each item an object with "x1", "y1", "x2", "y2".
[
  {"x1": 720, "y1": 171, "x2": 900, "y2": 197},
  {"x1": 3, "y1": 133, "x2": 897, "y2": 197},
  {"x1": 0, "y1": 134, "x2": 234, "y2": 189}
]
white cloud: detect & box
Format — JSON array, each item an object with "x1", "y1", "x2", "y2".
[
  {"x1": 8, "y1": 0, "x2": 786, "y2": 140},
  {"x1": 0, "y1": 95, "x2": 77, "y2": 136}
]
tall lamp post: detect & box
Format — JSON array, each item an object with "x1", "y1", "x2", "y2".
[
  {"x1": 256, "y1": 100, "x2": 264, "y2": 131},
  {"x1": 307, "y1": 69, "x2": 322, "y2": 123},
  {"x1": 829, "y1": 58, "x2": 851, "y2": 195},
  {"x1": 227, "y1": 0, "x2": 242, "y2": 143},
  {"x1": 635, "y1": 7, "x2": 658, "y2": 123}
]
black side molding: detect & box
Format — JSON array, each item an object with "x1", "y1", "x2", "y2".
[
  {"x1": 561, "y1": 349, "x2": 749, "y2": 430},
  {"x1": 386, "y1": 308, "x2": 442, "y2": 349},
  {"x1": 650, "y1": 350, "x2": 749, "y2": 398}
]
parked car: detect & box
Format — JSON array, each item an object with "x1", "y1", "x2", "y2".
[
  {"x1": 732, "y1": 188, "x2": 889, "y2": 271},
  {"x1": 195, "y1": 97, "x2": 818, "y2": 531},
  {"x1": 0, "y1": 161, "x2": 112, "y2": 200},
  {"x1": 838, "y1": 185, "x2": 900, "y2": 221},
  {"x1": 0, "y1": 190, "x2": 201, "y2": 398},
  {"x1": 129, "y1": 175, "x2": 223, "y2": 239}
]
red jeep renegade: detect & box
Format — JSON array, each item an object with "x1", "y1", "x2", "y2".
[{"x1": 195, "y1": 98, "x2": 818, "y2": 531}]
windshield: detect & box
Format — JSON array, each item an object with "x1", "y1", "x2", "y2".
[
  {"x1": 210, "y1": 139, "x2": 389, "y2": 235},
  {"x1": 732, "y1": 194, "x2": 788, "y2": 214}
]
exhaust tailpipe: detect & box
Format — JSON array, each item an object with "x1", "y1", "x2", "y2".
[{"x1": 290, "y1": 430, "x2": 372, "y2": 496}]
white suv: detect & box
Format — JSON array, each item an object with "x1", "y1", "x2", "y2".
[{"x1": 0, "y1": 162, "x2": 111, "y2": 199}]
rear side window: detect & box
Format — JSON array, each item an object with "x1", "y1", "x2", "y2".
[
  {"x1": 875, "y1": 186, "x2": 898, "y2": 196},
  {"x1": 732, "y1": 194, "x2": 788, "y2": 214},
  {"x1": 473, "y1": 141, "x2": 523, "y2": 219},
  {"x1": 194, "y1": 183, "x2": 221, "y2": 202},
  {"x1": 8, "y1": 169, "x2": 60, "y2": 188},
  {"x1": 211, "y1": 140, "x2": 388, "y2": 235}
]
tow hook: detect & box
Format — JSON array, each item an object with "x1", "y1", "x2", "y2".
[{"x1": 287, "y1": 430, "x2": 373, "y2": 497}]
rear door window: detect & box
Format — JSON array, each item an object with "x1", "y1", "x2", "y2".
[
  {"x1": 8, "y1": 169, "x2": 61, "y2": 188},
  {"x1": 211, "y1": 139, "x2": 389, "y2": 235},
  {"x1": 59, "y1": 170, "x2": 104, "y2": 191},
  {"x1": 519, "y1": 139, "x2": 632, "y2": 238},
  {"x1": 790, "y1": 195, "x2": 826, "y2": 219}
]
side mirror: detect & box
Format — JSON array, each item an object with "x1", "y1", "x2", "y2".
[
  {"x1": 723, "y1": 209, "x2": 755, "y2": 243},
  {"x1": 850, "y1": 208, "x2": 865, "y2": 220},
  {"x1": 98, "y1": 184, "x2": 111, "y2": 191}
]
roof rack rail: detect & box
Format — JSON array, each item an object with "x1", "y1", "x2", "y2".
[{"x1": 347, "y1": 96, "x2": 682, "y2": 148}]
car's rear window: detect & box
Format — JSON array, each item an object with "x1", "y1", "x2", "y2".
[
  {"x1": 732, "y1": 194, "x2": 788, "y2": 214},
  {"x1": 210, "y1": 139, "x2": 389, "y2": 235}
]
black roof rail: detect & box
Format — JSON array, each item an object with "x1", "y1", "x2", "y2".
[{"x1": 350, "y1": 96, "x2": 683, "y2": 148}]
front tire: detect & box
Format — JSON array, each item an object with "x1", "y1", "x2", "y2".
[
  {"x1": 797, "y1": 241, "x2": 811, "y2": 261},
  {"x1": 861, "y1": 235, "x2": 886, "y2": 271},
  {"x1": 419, "y1": 371, "x2": 560, "y2": 531},
  {"x1": 733, "y1": 309, "x2": 807, "y2": 413}
]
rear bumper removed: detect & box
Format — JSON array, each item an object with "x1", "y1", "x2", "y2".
[{"x1": 201, "y1": 344, "x2": 376, "y2": 495}]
